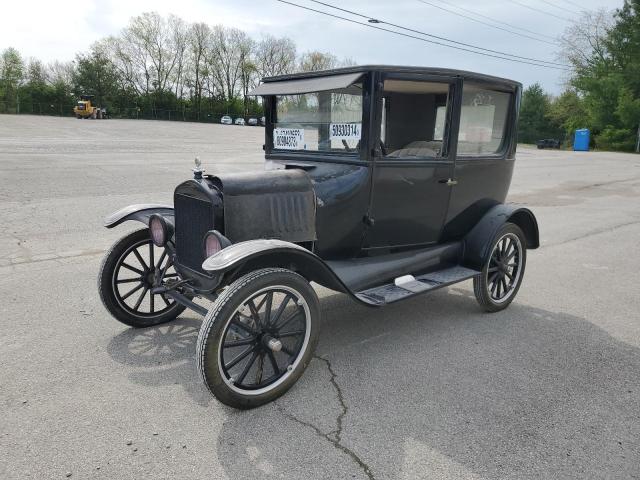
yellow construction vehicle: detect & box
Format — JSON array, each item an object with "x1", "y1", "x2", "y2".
[{"x1": 73, "y1": 95, "x2": 107, "y2": 119}]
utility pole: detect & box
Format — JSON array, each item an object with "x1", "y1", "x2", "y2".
[{"x1": 636, "y1": 123, "x2": 640, "y2": 153}]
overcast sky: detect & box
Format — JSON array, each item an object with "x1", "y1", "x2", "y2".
[{"x1": 1, "y1": 0, "x2": 624, "y2": 94}]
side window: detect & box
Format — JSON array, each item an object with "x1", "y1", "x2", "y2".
[
  {"x1": 380, "y1": 80, "x2": 450, "y2": 159},
  {"x1": 457, "y1": 84, "x2": 512, "y2": 155}
]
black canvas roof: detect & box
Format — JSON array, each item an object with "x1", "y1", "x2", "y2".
[{"x1": 258, "y1": 64, "x2": 521, "y2": 91}]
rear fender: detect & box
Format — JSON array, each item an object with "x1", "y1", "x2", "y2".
[
  {"x1": 104, "y1": 204, "x2": 174, "y2": 229},
  {"x1": 463, "y1": 204, "x2": 539, "y2": 270},
  {"x1": 202, "y1": 239, "x2": 351, "y2": 295}
]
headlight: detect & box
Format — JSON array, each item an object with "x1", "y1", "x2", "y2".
[
  {"x1": 149, "y1": 214, "x2": 173, "y2": 247},
  {"x1": 203, "y1": 230, "x2": 231, "y2": 258}
]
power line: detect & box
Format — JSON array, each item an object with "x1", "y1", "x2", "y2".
[
  {"x1": 302, "y1": 0, "x2": 569, "y2": 68},
  {"x1": 538, "y1": 0, "x2": 575, "y2": 14},
  {"x1": 279, "y1": 0, "x2": 569, "y2": 69},
  {"x1": 416, "y1": 0, "x2": 558, "y2": 47},
  {"x1": 434, "y1": 0, "x2": 559, "y2": 42},
  {"x1": 274, "y1": 0, "x2": 568, "y2": 70},
  {"x1": 508, "y1": 0, "x2": 574, "y2": 23},
  {"x1": 558, "y1": 0, "x2": 587, "y2": 10}
]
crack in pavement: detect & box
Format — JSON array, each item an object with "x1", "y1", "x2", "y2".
[
  {"x1": 318, "y1": 356, "x2": 348, "y2": 443},
  {"x1": 275, "y1": 355, "x2": 375, "y2": 480},
  {"x1": 543, "y1": 219, "x2": 640, "y2": 248},
  {"x1": 1, "y1": 247, "x2": 106, "y2": 267},
  {"x1": 573, "y1": 176, "x2": 640, "y2": 190}
]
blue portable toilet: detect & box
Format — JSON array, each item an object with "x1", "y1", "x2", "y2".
[{"x1": 574, "y1": 129, "x2": 590, "y2": 151}]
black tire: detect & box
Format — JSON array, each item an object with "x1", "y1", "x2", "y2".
[
  {"x1": 197, "y1": 268, "x2": 320, "y2": 409},
  {"x1": 473, "y1": 222, "x2": 527, "y2": 313},
  {"x1": 98, "y1": 229, "x2": 186, "y2": 328}
]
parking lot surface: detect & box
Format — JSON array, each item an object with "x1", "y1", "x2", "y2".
[{"x1": 1, "y1": 115, "x2": 639, "y2": 479}]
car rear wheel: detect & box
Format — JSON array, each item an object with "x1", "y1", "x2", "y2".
[
  {"x1": 197, "y1": 268, "x2": 320, "y2": 409},
  {"x1": 473, "y1": 223, "x2": 527, "y2": 312},
  {"x1": 98, "y1": 229, "x2": 187, "y2": 328}
]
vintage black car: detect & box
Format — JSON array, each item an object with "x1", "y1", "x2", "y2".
[{"x1": 99, "y1": 65, "x2": 539, "y2": 409}]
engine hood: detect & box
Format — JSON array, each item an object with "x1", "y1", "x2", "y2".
[{"x1": 207, "y1": 169, "x2": 317, "y2": 243}]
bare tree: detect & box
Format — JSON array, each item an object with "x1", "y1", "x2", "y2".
[
  {"x1": 169, "y1": 15, "x2": 189, "y2": 99},
  {"x1": 239, "y1": 43, "x2": 257, "y2": 117},
  {"x1": 339, "y1": 57, "x2": 357, "y2": 68},
  {"x1": 298, "y1": 51, "x2": 338, "y2": 72},
  {"x1": 123, "y1": 12, "x2": 179, "y2": 94},
  {"x1": 187, "y1": 22, "x2": 211, "y2": 117},
  {"x1": 104, "y1": 34, "x2": 147, "y2": 95},
  {"x1": 208, "y1": 26, "x2": 253, "y2": 101},
  {"x1": 557, "y1": 8, "x2": 614, "y2": 74},
  {"x1": 255, "y1": 35, "x2": 297, "y2": 79},
  {"x1": 47, "y1": 60, "x2": 75, "y2": 88}
]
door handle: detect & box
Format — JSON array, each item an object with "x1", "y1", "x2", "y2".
[{"x1": 438, "y1": 178, "x2": 458, "y2": 186}]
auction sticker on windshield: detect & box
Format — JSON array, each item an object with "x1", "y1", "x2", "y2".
[
  {"x1": 274, "y1": 128, "x2": 305, "y2": 150},
  {"x1": 330, "y1": 123, "x2": 361, "y2": 141}
]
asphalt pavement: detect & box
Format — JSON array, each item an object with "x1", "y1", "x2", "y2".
[{"x1": 1, "y1": 115, "x2": 639, "y2": 479}]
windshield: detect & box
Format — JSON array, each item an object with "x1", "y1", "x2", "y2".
[{"x1": 273, "y1": 83, "x2": 363, "y2": 153}]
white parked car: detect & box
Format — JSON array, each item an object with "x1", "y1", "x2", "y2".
[
  {"x1": 220, "y1": 115, "x2": 232, "y2": 125},
  {"x1": 260, "y1": 116, "x2": 266, "y2": 126},
  {"x1": 235, "y1": 117, "x2": 245, "y2": 126},
  {"x1": 247, "y1": 117, "x2": 258, "y2": 126}
]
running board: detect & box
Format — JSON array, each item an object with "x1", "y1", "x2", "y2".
[{"x1": 355, "y1": 265, "x2": 480, "y2": 306}]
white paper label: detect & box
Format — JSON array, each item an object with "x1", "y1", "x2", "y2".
[
  {"x1": 274, "y1": 128, "x2": 304, "y2": 150},
  {"x1": 330, "y1": 123, "x2": 361, "y2": 141}
]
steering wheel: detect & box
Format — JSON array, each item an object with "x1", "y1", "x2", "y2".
[
  {"x1": 341, "y1": 139, "x2": 362, "y2": 153},
  {"x1": 340, "y1": 139, "x2": 387, "y2": 156}
]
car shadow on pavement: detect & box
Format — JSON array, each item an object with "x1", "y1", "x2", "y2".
[
  {"x1": 212, "y1": 289, "x2": 640, "y2": 480},
  {"x1": 106, "y1": 317, "x2": 212, "y2": 406}
]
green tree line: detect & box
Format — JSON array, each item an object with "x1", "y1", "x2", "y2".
[
  {"x1": 0, "y1": 12, "x2": 351, "y2": 122},
  {"x1": 519, "y1": 2, "x2": 640, "y2": 151}
]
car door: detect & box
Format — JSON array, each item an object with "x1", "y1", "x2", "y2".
[
  {"x1": 363, "y1": 74, "x2": 459, "y2": 250},
  {"x1": 443, "y1": 81, "x2": 518, "y2": 240}
]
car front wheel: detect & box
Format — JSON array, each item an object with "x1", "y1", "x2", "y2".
[
  {"x1": 196, "y1": 268, "x2": 320, "y2": 409},
  {"x1": 98, "y1": 229, "x2": 187, "y2": 327},
  {"x1": 473, "y1": 223, "x2": 527, "y2": 312}
]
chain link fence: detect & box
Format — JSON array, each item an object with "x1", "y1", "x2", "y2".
[{"x1": 0, "y1": 101, "x2": 263, "y2": 124}]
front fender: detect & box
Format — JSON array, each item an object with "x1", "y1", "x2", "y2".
[
  {"x1": 104, "y1": 204, "x2": 174, "y2": 229},
  {"x1": 202, "y1": 239, "x2": 351, "y2": 296},
  {"x1": 463, "y1": 204, "x2": 539, "y2": 270}
]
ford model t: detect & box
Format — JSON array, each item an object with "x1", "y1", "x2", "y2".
[{"x1": 99, "y1": 66, "x2": 539, "y2": 409}]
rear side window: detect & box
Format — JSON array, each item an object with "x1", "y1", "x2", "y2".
[
  {"x1": 380, "y1": 80, "x2": 451, "y2": 159},
  {"x1": 457, "y1": 84, "x2": 512, "y2": 155}
]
